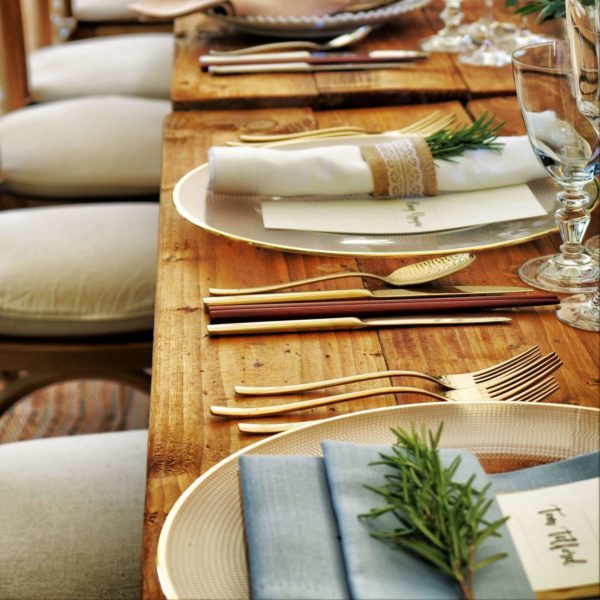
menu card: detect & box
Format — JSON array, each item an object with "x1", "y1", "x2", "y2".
[
  {"x1": 496, "y1": 478, "x2": 600, "y2": 599},
  {"x1": 261, "y1": 184, "x2": 547, "y2": 234}
]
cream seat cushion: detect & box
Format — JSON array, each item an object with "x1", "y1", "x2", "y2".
[
  {"x1": 0, "y1": 96, "x2": 170, "y2": 198},
  {"x1": 0, "y1": 203, "x2": 158, "y2": 337},
  {"x1": 72, "y1": 0, "x2": 138, "y2": 21},
  {"x1": 0, "y1": 430, "x2": 147, "y2": 600},
  {"x1": 29, "y1": 33, "x2": 173, "y2": 101}
]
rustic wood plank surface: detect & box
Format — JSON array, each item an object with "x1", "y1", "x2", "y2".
[
  {"x1": 143, "y1": 97, "x2": 600, "y2": 599},
  {"x1": 171, "y1": 0, "x2": 563, "y2": 110},
  {"x1": 172, "y1": 9, "x2": 466, "y2": 109}
]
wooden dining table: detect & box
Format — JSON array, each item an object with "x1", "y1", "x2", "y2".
[{"x1": 142, "y1": 5, "x2": 598, "y2": 599}]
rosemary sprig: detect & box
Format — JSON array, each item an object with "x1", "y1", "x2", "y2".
[
  {"x1": 359, "y1": 424, "x2": 509, "y2": 600},
  {"x1": 426, "y1": 112, "x2": 505, "y2": 162},
  {"x1": 505, "y1": 0, "x2": 595, "y2": 23}
]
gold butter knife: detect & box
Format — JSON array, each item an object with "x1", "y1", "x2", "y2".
[
  {"x1": 203, "y1": 286, "x2": 532, "y2": 306},
  {"x1": 207, "y1": 315, "x2": 511, "y2": 336}
]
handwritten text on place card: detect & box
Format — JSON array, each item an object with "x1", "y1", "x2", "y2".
[
  {"x1": 496, "y1": 478, "x2": 599, "y2": 595},
  {"x1": 261, "y1": 184, "x2": 547, "y2": 234}
]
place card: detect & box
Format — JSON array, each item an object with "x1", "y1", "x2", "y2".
[
  {"x1": 261, "y1": 184, "x2": 547, "y2": 234},
  {"x1": 497, "y1": 477, "x2": 600, "y2": 599}
]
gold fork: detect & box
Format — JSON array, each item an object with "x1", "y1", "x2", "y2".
[
  {"x1": 211, "y1": 352, "x2": 561, "y2": 418},
  {"x1": 232, "y1": 111, "x2": 457, "y2": 145},
  {"x1": 237, "y1": 378, "x2": 560, "y2": 435},
  {"x1": 234, "y1": 346, "x2": 542, "y2": 395}
]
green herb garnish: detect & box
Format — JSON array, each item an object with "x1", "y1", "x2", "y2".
[
  {"x1": 359, "y1": 424, "x2": 509, "y2": 600},
  {"x1": 426, "y1": 112, "x2": 505, "y2": 162},
  {"x1": 506, "y1": 0, "x2": 595, "y2": 23}
]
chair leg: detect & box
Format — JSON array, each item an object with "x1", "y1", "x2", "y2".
[{"x1": 0, "y1": 369, "x2": 151, "y2": 417}]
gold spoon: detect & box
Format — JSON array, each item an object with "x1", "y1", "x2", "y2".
[
  {"x1": 208, "y1": 25, "x2": 374, "y2": 56},
  {"x1": 209, "y1": 253, "x2": 476, "y2": 295}
]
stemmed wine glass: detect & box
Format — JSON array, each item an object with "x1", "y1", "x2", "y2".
[
  {"x1": 557, "y1": 236, "x2": 600, "y2": 331},
  {"x1": 512, "y1": 40, "x2": 599, "y2": 293},
  {"x1": 420, "y1": 0, "x2": 473, "y2": 52},
  {"x1": 458, "y1": 0, "x2": 512, "y2": 67},
  {"x1": 555, "y1": 0, "x2": 600, "y2": 331}
]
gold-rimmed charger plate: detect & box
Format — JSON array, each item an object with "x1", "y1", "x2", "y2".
[
  {"x1": 156, "y1": 402, "x2": 599, "y2": 600},
  {"x1": 172, "y1": 134, "x2": 568, "y2": 257},
  {"x1": 206, "y1": 0, "x2": 430, "y2": 38}
]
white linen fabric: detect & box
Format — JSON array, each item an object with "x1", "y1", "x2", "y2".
[
  {"x1": 0, "y1": 203, "x2": 158, "y2": 337},
  {"x1": 72, "y1": 0, "x2": 138, "y2": 21},
  {"x1": 0, "y1": 96, "x2": 170, "y2": 198},
  {"x1": 29, "y1": 33, "x2": 173, "y2": 101},
  {"x1": 209, "y1": 136, "x2": 548, "y2": 197},
  {"x1": 0, "y1": 430, "x2": 148, "y2": 600}
]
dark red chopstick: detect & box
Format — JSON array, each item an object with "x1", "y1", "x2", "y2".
[{"x1": 207, "y1": 293, "x2": 560, "y2": 323}]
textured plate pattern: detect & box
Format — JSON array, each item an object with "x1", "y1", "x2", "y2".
[
  {"x1": 157, "y1": 402, "x2": 600, "y2": 599},
  {"x1": 206, "y1": 0, "x2": 431, "y2": 38},
  {"x1": 173, "y1": 133, "x2": 562, "y2": 257}
]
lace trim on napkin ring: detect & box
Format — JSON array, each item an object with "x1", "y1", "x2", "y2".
[{"x1": 361, "y1": 136, "x2": 437, "y2": 198}]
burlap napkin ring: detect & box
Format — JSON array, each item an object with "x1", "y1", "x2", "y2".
[{"x1": 360, "y1": 136, "x2": 437, "y2": 198}]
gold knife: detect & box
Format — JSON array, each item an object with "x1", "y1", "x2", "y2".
[
  {"x1": 203, "y1": 286, "x2": 532, "y2": 307},
  {"x1": 207, "y1": 315, "x2": 511, "y2": 336}
]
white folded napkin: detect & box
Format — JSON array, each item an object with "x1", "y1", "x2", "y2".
[{"x1": 208, "y1": 136, "x2": 548, "y2": 198}]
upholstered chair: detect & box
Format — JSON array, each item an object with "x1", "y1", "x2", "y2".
[
  {"x1": 63, "y1": 0, "x2": 173, "y2": 40},
  {"x1": 0, "y1": 202, "x2": 157, "y2": 415},
  {"x1": 0, "y1": 429, "x2": 148, "y2": 600},
  {"x1": 0, "y1": 0, "x2": 171, "y2": 201},
  {"x1": 1, "y1": 0, "x2": 172, "y2": 110},
  {"x1": 0, "y1": 0, "x2": 167, "y2": 414}
]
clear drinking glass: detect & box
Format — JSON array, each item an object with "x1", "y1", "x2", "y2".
[
  {"x1": 512, "y1": 41, "x2": 599, "y2": 293},
  {"x1": 554, "y1": 0, "x2": 600, "y2": 331},
  {"x1": 420, "y1": 0, "x2": 473, "y2": 53},
  {"x1": 556, "y1": 236, "x2": 600, "y2": 331},
  {"x1": 497, "y1": 13, "x2": 555, "y2": 54},
  {"x1": 458, "y1": 0, "x2": 512, "y2": 67}
]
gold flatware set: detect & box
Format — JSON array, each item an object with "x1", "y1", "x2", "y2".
[{"x1": 207, "y1": 347, "x2": 563, "y2": 431}]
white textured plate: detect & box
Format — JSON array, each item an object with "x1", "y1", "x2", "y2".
[
  {"x1": 172, "y1": 134, "x2": 561, "y2": 257},
  {"x1": 157, "y1": 402, "x2": 600, "y2": 599},
  {"x1": 206, "y1": 0, "x2": 431, "y2": 38}
]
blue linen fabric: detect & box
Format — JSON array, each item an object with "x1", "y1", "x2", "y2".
[
  {"x1": 321, "y1": 441, "x2": 533, "y2": 600},
  {"x1": 489, "y1": 450, "x2": 599, "y2": 493},
  {"x1": 239, "y1": 455, "x2": 351, "y2": 600},
  {"x1": 239, "y1": 446, "x2": 599, "y2": 600}
]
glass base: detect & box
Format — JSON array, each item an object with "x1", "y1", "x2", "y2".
[
  {"x1": 518, "y1": 254, "x2": 599, "y2": 293},
  {"x1": 458, "y1": 42, "x2": 512, "y2": 67},
  {"x1": 420, "y1": 32, "x2": 473, "y2": 53},
  {"x1": 556, "y1": 293, "x2": 600, "y2": 332},
  {"x1": 459, "y1": 20, "x2": 517, "y2": 44},
  {"x1": 497, "y1": 30, "x2": 555, "y2": 53},
  {"x1": 585, "y1": 235, "x2": 600, "y2": 261}
]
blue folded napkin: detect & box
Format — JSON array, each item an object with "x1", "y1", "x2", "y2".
[
  {"x1": 239, "y1": 447, "x2": 599, "y2": 600},
  {"x1": 239, "y1": 455, "x2": 350, "y2": 600},
  {"x1": 489, "y1": 450, "x2": 599, "y2": 493},
  {"x1": 321, "y1": 441, "x2": 532, "y2": 600}
]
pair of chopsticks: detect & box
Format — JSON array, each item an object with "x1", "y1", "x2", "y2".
[
  {"x1": 207, "y1": 293, "x2": 559, "y2": 323},
  {"x1": 200, "y1": 49, "x2": 429, "y2": 75},
  {"x1": 204, "y1": 290, "x2": 560, "y2": 335}
]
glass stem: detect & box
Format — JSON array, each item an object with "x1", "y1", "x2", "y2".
[
  {"x1": 555, "y1": 189, "x2": 592, "y2": 265},
  {"x1": 439, "y1": 0, "x2": 464, "y2": 37},
  {"x1": 480, "y1": 0, "x2": 495, "y2": 47}
]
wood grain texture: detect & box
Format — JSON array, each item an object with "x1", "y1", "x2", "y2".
[
  {"x1": 172, "y1": 11, "x2": 468, "y2": 110},
  {"x1": 144, "y1": 99, "x2": 600, "y2": 599},
  {"x1": 172, "y1": 14, "x2": 319, "y2": 109},
  {"x1": 0, "y1": 0, "x2": 29, "y2": 111}
]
